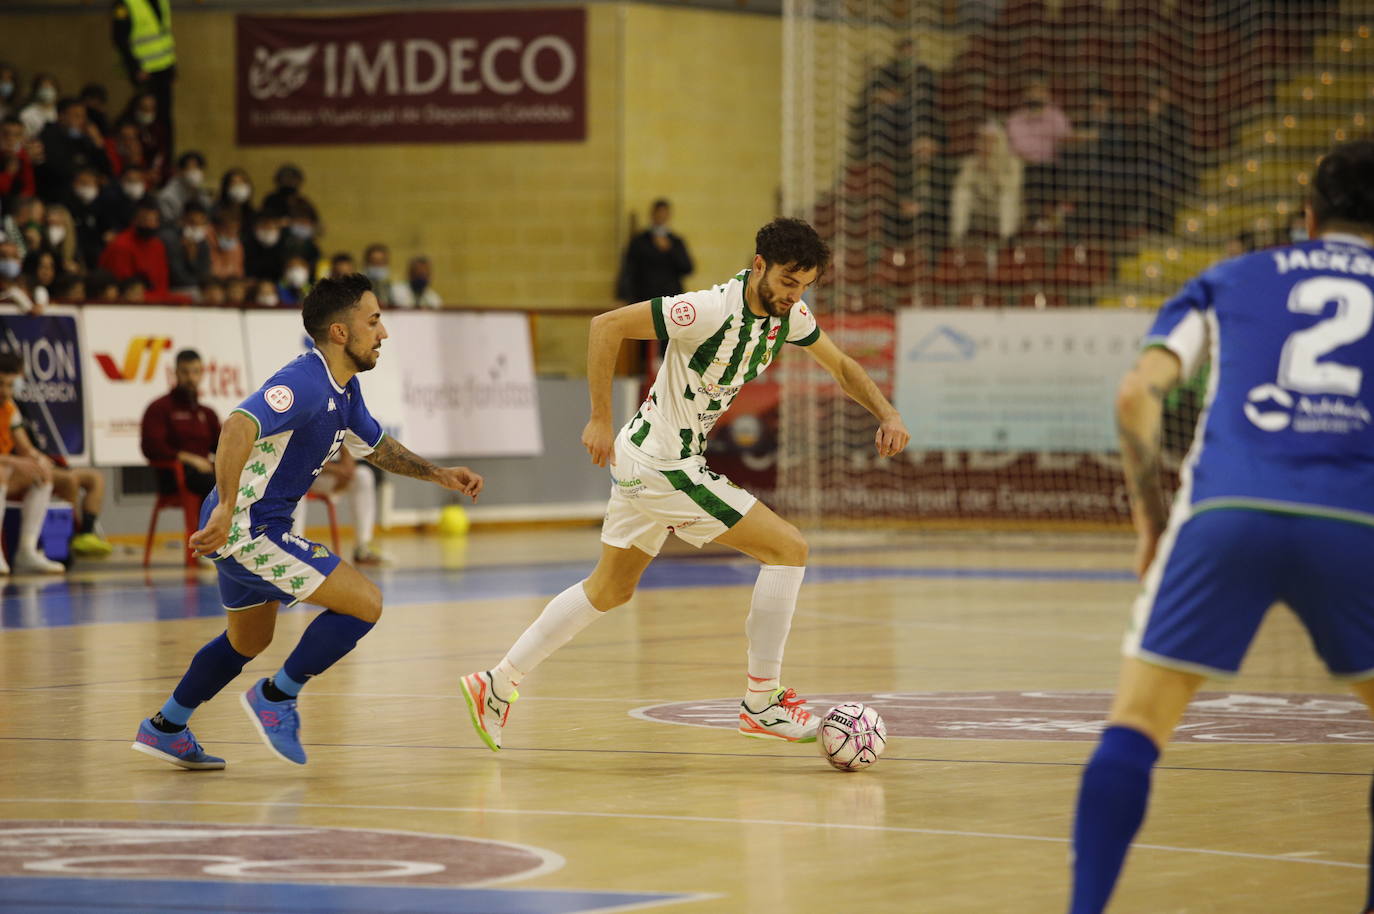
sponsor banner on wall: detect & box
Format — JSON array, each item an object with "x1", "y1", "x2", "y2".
[
  {"x1": 237, "y1": 8, "x2": 586, "y2": 145},
  {"x1": 0, "y1": 310, "x2": 86, "y2": 464},
  {"x1": 895, "y1": 309, "x2": 1155, "y2": 452},
  {"x1": 83, "y1": 308, "x2": 250, "y2": 465}
]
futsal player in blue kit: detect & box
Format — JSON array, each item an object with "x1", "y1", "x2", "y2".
[
  {"x1": 1068, "y1": 139, "x2": 1374, "y2": 912},
  {"x1": 131, "y1": 274, "x2": 484, "y2": 768}
]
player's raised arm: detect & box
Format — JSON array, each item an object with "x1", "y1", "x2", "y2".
[
  {"x1": 365, "y1": 436, "x2": 483, "y2": 500},
  {"x1": 802, "y1": 329, "x2": 910, "y2": 458},
  {"x1": 583, "y1": 300, "x2": 659, "y2": 467},
  {"x1": 188, "y1": 410, "x2": 256, "y2": 557},
  {"x1": 1115, "y1": 346, "x2": 1183, "y2": 578}
]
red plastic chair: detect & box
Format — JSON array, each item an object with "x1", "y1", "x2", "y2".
[
  {"x1": 304, "y1": 490, "x2": 342, "y2": 554},
  {"x1": 144, "y1": 460, "x2": 201, "y2": 567}
]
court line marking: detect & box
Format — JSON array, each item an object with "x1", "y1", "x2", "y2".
[{"x1": 0, "y1": 797, "x2": 1358, "y2": 870}]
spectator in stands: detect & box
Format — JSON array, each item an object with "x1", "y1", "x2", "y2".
[
  {"x1": 78, "y1": 84, "x2": 111, "y2": 138},
  {"x1": 199, "y1": 279, "x2": 225, "y2": 306},
  {"x1": 45, "y1": 204, "x2": 81, "y2": 275},
  {"x1": 615, "y1": 199, "x2": 693, "y2": 305},
  {"x1": 112, "y1": 0, "x2": 177, "y2": 160},
  {"x1": 0, "y1": 351, "x2": 64, "y2": 573},
  {"x1": 391, "y1": 255, "x2": 443, "y2": 308},
  {"x1": 0, "y1": 64, "x2": 17, "y2": 120},
  {"x1": 277, "y1": 255, "x2": 311, "y2": 306},
  {"x1": 1006, "y1": 78, "x2": 1072, "y2": 223},
  {"x1": 18, "y1": 74, "x2": 58, "y2": 140},
  {"x1": 0, "y1": 116, "x2": 38, "y2": 205},
  {"x1": 250, "y1": 277, "x2": 279, "y2": 307},
  {"x1": 165, "y1": 200, "x2": 210, "y2": 296},
  {"x1": 0, "y1": 239, "x2": 36, "y2": 313},
  {"x1": 117, "y1": 91, "x2": 167, "y2": 182},
  {"x1": 950, "y1": 120, "x2": 1022, "y2": 244},
  {"x1": 1128, "y1": 81, "x2": 1192, "y2": 235},
  {"x1": 99, "y1": 197, "x2": 168, "y2": 297},
  {"x1": 37, "y1": 98, "x2": 110, "y2": 203},
  {"x1": 328, "y1": 252, "x2": 354, "y2": 279},
  {"x1": 363, "y1": 242, "x2": 392, "y2": 305},
  {"x1": 120, "y1": 278, "x2": 146, "y2": 303},
  {"x1": 294, "y1": 449, "x2": 384, "y2": 565},
  {"x1": 282, "y1": 197, "x2": 321, "y2": 266},
  {"x1": 902, "y1": 134, "x2": 955, "y2": 255},
  {"x1": 157, "y1": 150, "x2": 210, "y2": 224},
  {"x1": 261, "y1": 162, "x2": 305, "y2": 216},
  {"x1": 216, "y1": 167, "x2": 255, "y2": 230},
  {"x1": 94, "y1": 165, "x2": 147, "y2": 239},
  {"x1": 223, "y1": 275, "x2": 248, "y2": 306},
  {"x1": 243, "y1": 207, "x2": 287, "y2": 281},
  {"x1": 86, "y1": 270, "x2": 119, "y2": 303},
  {"x1": 21, "y1": 250, "x2": 56, "y2": 308},
  {"x1": 51, "y1": 275, "x2": 84, "y2": 303},
  {"x1": 105, "y1": 120, "x2": 148, "y2": 177},
  {"x1": 140, "y1": 348, "x2": 219, "y2": 500},
  {"x1": 1064, "y1": 87, "x2": 1130, "y2": 240},
  {"x1": 13, "y1": 198, "x2": 45, "y2": 254},
  {"x1": 65, "y1": 170, "x2": 103, "y2": 268},
  {"x1": 207, "y1": 205, "x2": 243, "y2": 279}
]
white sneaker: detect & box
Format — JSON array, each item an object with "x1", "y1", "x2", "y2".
[
  {"x1": 738, "y1": 687, "x2": 820, "y2": 742},
  {"x1": 459, "y1": 670, "x2": 517, "y2": 751},
  {"x1": 14, "y1": 548, "x2": 64, "y2": 574}
]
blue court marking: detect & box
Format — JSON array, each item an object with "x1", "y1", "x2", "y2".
[
  {"x1": 0, "y1": 876, "x2": 699, "y2": 914},
  {"x1": 0, "y1": 560, "x2": 1134, "y2": 630}
]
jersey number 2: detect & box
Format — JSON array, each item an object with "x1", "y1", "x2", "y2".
[{"x1": 1277, "y1": 276, "x2": 1373, "y2": 396}]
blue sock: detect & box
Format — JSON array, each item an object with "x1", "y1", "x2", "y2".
[
  {"x1": 1069, "y1": 725, "x2": 1160, "y2": 914},
  {"x1": 163, "y1": 632, "x2": 252, "y2": 725},
  {"x1": 276, "y1": 610, "x2": 375, "y2": 696}
]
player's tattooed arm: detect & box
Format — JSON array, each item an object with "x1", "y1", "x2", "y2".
[
  {"x1": 365, "y1": 436, "x2": 439, "y2": 481},
  {"x1": 1117, "y1": 419, "x2": 1168, "y2": 534}
]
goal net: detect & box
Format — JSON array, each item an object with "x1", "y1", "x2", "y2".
[{"x1": 769, "y1": 0, "x2": 1358, "y2": 526}]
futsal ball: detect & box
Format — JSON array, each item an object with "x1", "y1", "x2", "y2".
[
  {"x1": 818, "y1": 702, "x2": 887, "y2": 771},
  {"x1": 438, "y1": 504, "x2": 470, "y2": 537}
]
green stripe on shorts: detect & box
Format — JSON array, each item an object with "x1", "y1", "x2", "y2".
[
  {"x1": 662, "y1": 469, "x2": 743, "y2": 527},
  {"x1": 631, "y1": 419, "x2": 652, "y2": 447}
]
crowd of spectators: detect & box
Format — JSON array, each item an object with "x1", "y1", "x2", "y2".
[{"x1": 0, "y1": 65, "x2": 446, "y2": 314}]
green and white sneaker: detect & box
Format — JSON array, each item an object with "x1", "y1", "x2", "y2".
[
  {"x1": 460, "y1": 670, "x2": 518, "y2": 751},
  {"x1": 738, "y1": 687, "x2": 819, "y2": 742}
]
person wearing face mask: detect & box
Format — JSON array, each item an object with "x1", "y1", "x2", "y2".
[
  {"x1": 78, "y1": 84, "x2": 111, "y2": 138},
  {"x1": 261, "y1": 163, "x2": 305, "y2": 216},
  {"x1": 21, "y1": 250, "x2": 57, "y2": 309},
  {"x1": 94, "y1": 164, "x2": 148, "y2": 240},
  {"x1": 165, "y1": 200, "x2": 211, "y2": 296},
  {"x1": 113, "y1": 0, "x2": 177, "y2": 161},
  {"x1": 157, "y1": 150, "x2": 210, "y2": 224},
  {"x1": 217, "y1": 167, "x2": 256, "y2": 234},
  {"x1": 36, "y1": 99, "x2": 111, "y2": 204},
  {"x1": 0, "y1": 116, "x2": 37, "y2": 203},
  {"x1": 65, "y1": 169, "x2": 104, "y2": 269},
  {"x1": 208, "y1": 206, "x2": 244, "y2": 279},
  {"x1": 277, "y1": 255, "x2": 312, "y2": 306},
  {"x1": 281, "y1": 197, "x2": 321, "y2": 265},
  {"x1": 243, "y1": 208, "x2": 287, "y2": 282},
  {"x1": 99, "y1": 197, "x2": 169, "y2": 297},
  {"x1": 0, "y1": 240, "x2": 36, "y2": 314},
  {"x1": 18, "y1": 74, "x2": 59, "y2": 140},
  {"x1": 251, "y1": 277, "x2": 280, "y2": 308},
  {"x1": 0, "y1": 64, "x2": 18, "y2": 121},
  {"x1": 389, "y1": 255, "x2": 443, "y2": 309},
  {"x1": 116, "y1": 92, "x2": 167, "y2": 183},
  {"x1": 615, "y1": 198, "x2": 694, "y2": 306},
  {"x1": 43, "y1": 204, "x2": 81, "y2": 274},
  {"x1": 361, "y1": 243, "x2": 392, "y2": 306}
]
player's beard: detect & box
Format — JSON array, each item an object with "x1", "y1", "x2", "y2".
[
  {"x1": 757, "y1": 280, "x2": 791, "y2": 318},
  {"x1": 345, "y1": 336, "x2": 379, "y2": 372}
]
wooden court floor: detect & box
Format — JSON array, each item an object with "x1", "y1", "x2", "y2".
[{"x1": 0, "y1": 526, "x2": 1368, "y2": 913}]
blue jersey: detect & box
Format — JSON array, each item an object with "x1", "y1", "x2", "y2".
[
  {"x1": 209, "y1": 349, "x2": 384, "y2": 532},
  {"x1": 1145, "y1": 233, "x2": 1374, "y2": 523}
]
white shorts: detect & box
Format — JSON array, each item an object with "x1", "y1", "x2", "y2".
[{"x1": 600, "y1": 433, "x2": 758, "y2": 556}]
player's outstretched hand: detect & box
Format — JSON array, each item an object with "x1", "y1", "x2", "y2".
[
  {"x1": 189, "y1": 502, "x2": 233, "y2": 558},
  {"x1": 874, "y1": 415, "x2": 910, "y2": 458},
  {"x1": 435, "y1": 466, "x2": 483, "y2": 501},
  {"x1": 582, "y1": 418, "x2": 615, "y2": 468}
]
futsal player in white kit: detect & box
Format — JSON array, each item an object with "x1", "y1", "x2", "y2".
[{"x1": 461, "y1": 217, "x2": 910, "y2": 750}]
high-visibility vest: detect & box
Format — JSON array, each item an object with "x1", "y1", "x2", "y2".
[{"x1": 127, "y1": 0, "x2": 176, "y2": 74}]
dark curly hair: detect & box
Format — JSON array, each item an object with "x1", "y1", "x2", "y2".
[
  {"x1": 1312, "y1": 139, "x2": 1374, "y2": 232},
  {"x1": 755, "y1": 218, "x2": 831, "y2": 275},
  {"x1": 302, "y1": 273, "x2": 372, "y2": 344}
]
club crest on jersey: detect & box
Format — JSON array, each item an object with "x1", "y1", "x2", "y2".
[
  {"x1": 669, "y1": 301, "x2": 696, "y2": 326},
  {"x1": 767, "y1": 326, "x2": 779, "y2": 341},
  {"x1": 264, "y1": 385, "x2": 294, "y2": 413}
]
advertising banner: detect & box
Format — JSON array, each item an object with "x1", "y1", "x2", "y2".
[
  {"x1": 237, "y1": 8, "x2": 586, "y2": 145},
  {"x1": 0, "y1": 310, "x2": 86, "y2": 464},
  {"x1": 895, "y1": 309, "x2": 1155, "y2": 452},
  {"x1": 83, "y1": 308, "x2": 250, "y2": 465}
]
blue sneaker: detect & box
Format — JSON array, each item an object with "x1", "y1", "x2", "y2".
[
  {"x1": 130, "y1": 718, "x2": 226, "y2": 770},
  {"x1": 240, "y1": 678, "x2": 307, "y2": 765}
]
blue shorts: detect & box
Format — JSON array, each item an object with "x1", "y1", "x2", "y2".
[
  {"x1": 1126, "y1": 507, "x2": 1374, "y2": 679},
  {"x1": 202, "y1": 499, "x2": 340, "y2": 610}
]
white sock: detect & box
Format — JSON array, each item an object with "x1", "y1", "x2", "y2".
[
  {"x1": 744, "y1": 564, "x2": 806, "y2": 709},
  {"x1": 18, "y1": 482, "x2": 52, "y2": 552},
  {"x1": 493, "y1": 581, "x2": 603, "y2": 694},
  {"x1": 349, "y1": 466, "x2": 376, "y2": 550}
]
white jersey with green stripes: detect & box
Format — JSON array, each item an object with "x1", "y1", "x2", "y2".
[{"x1": 624, "y1": 271, "x2": 821, "y2": 463}]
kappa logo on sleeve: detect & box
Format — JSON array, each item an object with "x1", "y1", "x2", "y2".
[
  {"x1": 670, "y1": 301, "x2": 697, "y2": 326},
  {"x1": 264, "y1": 385, "x2": 295, "y2": 413}
]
